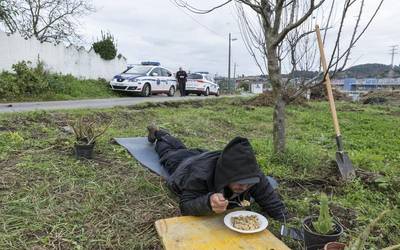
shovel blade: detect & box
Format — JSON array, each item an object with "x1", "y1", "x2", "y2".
[{"x1": 336, "y1": 151, "x2": 356, "y2": 181}]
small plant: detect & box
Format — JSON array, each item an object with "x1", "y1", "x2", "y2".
[
  {"x1": 302, "y1": 193, "x2": 342, "y2": 250},
  {"x1": 70, "y1": 116, "x2": 111, "y2": 145},
  {"x1": 70, "y1": 116, "x2": 111, "y2": 159},
  {"x1": 313, "y1": 193, "x2": 334, "y2": 234}
]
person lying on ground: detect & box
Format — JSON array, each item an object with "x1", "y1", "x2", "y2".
[{"x1": 147, "y1": 124, "x2": 288, "y2": 221}]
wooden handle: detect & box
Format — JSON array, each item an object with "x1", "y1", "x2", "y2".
[{"x1": 315, "y1": 25, "x2": 341, "y2": 136}]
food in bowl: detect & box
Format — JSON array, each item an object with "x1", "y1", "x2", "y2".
[{"x1": 231, "y1": 215, "x2": 260, "y2": 231}]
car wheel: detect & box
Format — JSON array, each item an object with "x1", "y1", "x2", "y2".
[
  {"x1": 168, "y1": 86, "x2": 175, "y2": 97},
  {"x1": 204, "y1": 88, "x2": 210, "y2": 96},
  {"x1": 215, "y1": 89, "x2": 220, "y2": 97},
  {"x1": 197, "y1": 93, "x2": 202, "y2": 96},
  {"x1": 141, "y1": 84, "x2": 151, "y2": 97}
]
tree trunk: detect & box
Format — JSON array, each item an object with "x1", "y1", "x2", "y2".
[
  {"x1": 272, "y1": 92, "x2": 286, "y2": 154},
  {"x1": 267, "y1": 45, "x2": 286, "y2": 154}
]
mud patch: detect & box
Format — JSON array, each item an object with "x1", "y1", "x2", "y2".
[
  {"x1": 389, "y1": 110, "x2": 400, "y2": 116},
  {"x1": 128, "y1": 99, "x2": 211, "y2": 110},
  {"x1": 280, "y1": 177, "x2": 339, "y2": 198},
  {"x1": 0, "y1": 158, "x2": 23, "y2": 191}
]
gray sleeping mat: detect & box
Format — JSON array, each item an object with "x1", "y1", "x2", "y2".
[{"x1": 114, "y1": 137, "x2": 170, "y2": 179}]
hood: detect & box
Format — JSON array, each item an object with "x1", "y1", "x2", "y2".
[
  {"x1": 214, "y1": 137, "x2": 261, "y2": 192},
  {"x1": 114, "y1": 74, "x2": 142, "y2": 80}
]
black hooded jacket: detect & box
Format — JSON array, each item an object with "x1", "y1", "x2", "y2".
[{"x1": 167, "y1": 137, "x2": 287, "y2": 220}]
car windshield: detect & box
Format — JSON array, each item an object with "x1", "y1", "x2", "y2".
[
  {"x1": 188, "y1": 73, "x2": 203, "y2": 80},
  {"x1": 123, "y1": 66, "x2": 152, "y2": 75}
]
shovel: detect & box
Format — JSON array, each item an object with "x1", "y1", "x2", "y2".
[{"x1": 315, "y1": 25, "x2": 356, "y2": 181}]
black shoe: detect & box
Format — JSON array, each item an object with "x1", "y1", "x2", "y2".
[{"x1": 146, "y1": 124, "x2": 158, "y2": 143}]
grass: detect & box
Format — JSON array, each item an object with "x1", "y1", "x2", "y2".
[
  {"x1": 0, "y1": 76, "x2": 121, "y2": 103},
  {"x1": 0, "y1": 61, "x2": 121, "y2": 103},
  {"x1": 0, "y1": 98, "x2": 399, "y2": 249}
]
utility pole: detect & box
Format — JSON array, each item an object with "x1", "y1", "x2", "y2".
[
  {"x1": 233, "y1": 63, "x2": 237, "y2": 79},
  {"x1": 389, "y1": 45, "x2": 399, "y2": 68},
  {"x1": 228, "y1": 33, "x2": 231, "y2": 93},
  {"x1": 227, "y1": 33, "x2": 237, "y2": 93}
]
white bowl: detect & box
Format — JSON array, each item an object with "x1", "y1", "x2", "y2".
[{"x1": 224, "y1": 210, "x2": 268, "y2": 234}]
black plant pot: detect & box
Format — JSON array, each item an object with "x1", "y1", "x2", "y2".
[
  {"x1": 303, "y1": 216, "x2": 344, "y2": 250},
  {"x1": 74, "y1": 143, "x2": 95, "y2": 159}
]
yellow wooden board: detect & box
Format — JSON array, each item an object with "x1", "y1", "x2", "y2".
[{"x1": 155, "y1": 214, "x2": 291, "y2": 250}]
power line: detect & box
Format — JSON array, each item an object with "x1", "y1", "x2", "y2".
[{"x1": 167, "y1": 0, "x2": 226, "y2": 39}]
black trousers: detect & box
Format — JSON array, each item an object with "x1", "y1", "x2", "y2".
[
  {"x1": 178, "y1": 81, "x2": 186, "y2": 96},
  {"x1": 155, "y1": 130, "x2": 203, "y2": 175}
]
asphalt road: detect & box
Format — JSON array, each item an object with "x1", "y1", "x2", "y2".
[{"x1": 0, "y1": 95, "x2": 218, "y2": 113}]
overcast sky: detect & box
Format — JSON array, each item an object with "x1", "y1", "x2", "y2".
[{"x1": 80, "y1": 0, "x2": 399, "y2": 76}]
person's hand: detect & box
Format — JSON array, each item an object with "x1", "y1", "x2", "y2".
[{"x1": 210, "y1": 193, "x2": 228, "y2": 214}]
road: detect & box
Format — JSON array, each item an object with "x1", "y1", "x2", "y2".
[{"x1": 0, "y1": 95, "x2": 219, "y2": 113}]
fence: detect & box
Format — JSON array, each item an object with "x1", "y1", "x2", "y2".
[{"x1": 0, "y1": 31, "x2": 127, "y2": 79}]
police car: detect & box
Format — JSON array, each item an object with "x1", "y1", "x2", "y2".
[
  {"x1": 110, "y1": 62, "x2": 177, "y2": 97},
  {"x1": 186, "y1": 72, "x2": 220, "y2": 96}
]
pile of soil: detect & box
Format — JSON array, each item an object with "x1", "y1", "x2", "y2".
[
  {"x1": 247, "y1": 92, "x2": 307, "y2": 107},
  {"x1": 360, "y1": 91, "x2": 400, "y2": 106},
  {"x1": 310, "y1": 84, "x2": 351, "y2": 101},
  {"x1": 247, "y1": 92, "x2": 275, "y2": 106}
]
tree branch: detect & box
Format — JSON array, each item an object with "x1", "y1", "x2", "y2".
[{"x1": 274, "y1": 0, "x2": 326, "y2": 46}]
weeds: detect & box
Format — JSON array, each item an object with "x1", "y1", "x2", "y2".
[
  {"x1": 0, "y1": 61, "x2": 118, "y2": 102},
  {"x1": 0, "y1": 99, "x2": 399, "y2": 249}
]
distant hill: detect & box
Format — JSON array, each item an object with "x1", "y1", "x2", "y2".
[
  {"x1": 337, "y1": 63, "x2": 400, "y2": 79},
  {"x1": 233, "y1": 63, "x2": 400, "y2": 81},
  {"x1": 286, "y1": 64, "x2": 400, "y2": 79}
]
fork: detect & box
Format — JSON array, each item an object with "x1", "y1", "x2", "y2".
[{"x1": 228, "y1": 200, "x2": 243, "y2": 207}]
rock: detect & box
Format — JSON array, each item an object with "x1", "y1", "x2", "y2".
[{"x1": 61, "y1": 125, "x2": 74, "y2": 134}]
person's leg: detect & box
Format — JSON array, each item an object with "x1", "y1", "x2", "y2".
[
  {"x1": 179, "y1": 81, "x2": 184, "y2": 96},
  {"x1": 182, "y1": 82, "x2": 186, "y2": 96},
  {"x1": 154, "y1": 130, "x2": 203, "y2": 175},
  {"x1": 154, "y1": 130, "x2": 187, "y2": 159}
]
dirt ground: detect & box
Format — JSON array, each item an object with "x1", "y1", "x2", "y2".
[{"x1": 360, "y1": 90, "x2": 400, "y2": 106}]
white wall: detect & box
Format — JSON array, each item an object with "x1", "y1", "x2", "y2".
[{"x1": 0, "y1": 31, "x2": 127, "y2": 80}]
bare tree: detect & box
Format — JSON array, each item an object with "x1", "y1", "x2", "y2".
[
  {"x1": 0, "y1": 0, "x2": 94, "y2": 43},
  {"x1": 174, "y1": 0, "x2": 384, "y2": 154},
  {"x1": 0, "y1": 0, "x2": 18, "y2": 32}
]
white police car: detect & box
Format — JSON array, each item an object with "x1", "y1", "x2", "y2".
[
  {"x1": 110, "y1": 62, "x2": 177, "y2": 97},
  {"x1": 186, "y1": 72, "x2": 220, "y2": 96}
]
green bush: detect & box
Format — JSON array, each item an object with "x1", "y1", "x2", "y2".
[
  {"x1": 12, "y1": 61, "x2": 49, "y2": 95},
  {"x1": 0, "y1": 61, "x2": 116, "y2": 102},
  {"x1": 0, "y1": 61, "x2": 48, "y2": 98},
  {"x1": 0, "y1": 71, "x2": 19, "y2": 97},
  {"x1": 92, "y1": 31, "x2": 118, "y2": 60}
]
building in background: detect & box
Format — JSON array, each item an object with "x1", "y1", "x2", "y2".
[{"x1": 332, "y1": 78, "x2": 400, "y2": 99}]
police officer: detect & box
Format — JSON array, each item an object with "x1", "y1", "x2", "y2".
[{"x1": 176, "y1": 67, "x2": 188, "y2": 97}]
